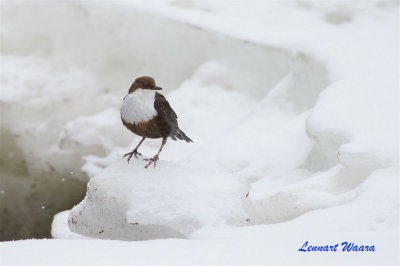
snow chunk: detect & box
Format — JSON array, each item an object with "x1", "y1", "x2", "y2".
[
  {"x1": 51, "y1": 210, "x2": 88, "y2": 239},
  {"x1": 69, "y1": 159, "x2": 248, "y2": 240}
]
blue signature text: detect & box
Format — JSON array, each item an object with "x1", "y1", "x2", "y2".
[{"x1": 298, "y1": 241, "x2": 375, "y2": 252}]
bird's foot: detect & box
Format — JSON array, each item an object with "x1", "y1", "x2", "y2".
[
  {"x1": 143, "y1": 155, "x2": 159, "y2": 168},
  {"x1": 123, "y1": 150, "x2": 142, "y2": 163}
]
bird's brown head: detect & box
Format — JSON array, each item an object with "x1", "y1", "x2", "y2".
[{"x1": 128, "y1": 76, "x2": 162, "y2": 94}]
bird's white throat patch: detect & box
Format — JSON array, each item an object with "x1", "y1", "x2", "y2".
[{"x1": 121, "y1": 89, "x2": 157, "y2": 124}]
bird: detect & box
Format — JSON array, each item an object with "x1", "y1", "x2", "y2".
[{"x1": 120, "y1": 76, "x2": 193, "y2": 168}]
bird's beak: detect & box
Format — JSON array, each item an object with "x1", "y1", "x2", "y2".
[{"x1": 153, "y1": 86, "x2": 162, "y2": 90}]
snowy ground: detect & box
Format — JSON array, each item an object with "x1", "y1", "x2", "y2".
[{"x1": 0, "y1": 0, "x2": 399, "y2": 265}]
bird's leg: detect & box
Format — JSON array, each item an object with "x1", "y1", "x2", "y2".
[
  {"x1": 123, "y1": 137, "x2": 146, "y2": 163},
  {"x1": 144, "y1": 137, "x2": 167, "y2": 168}
]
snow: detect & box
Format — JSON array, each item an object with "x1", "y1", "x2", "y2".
[
  {"x1": 1, "y1": 232, "x2": 398, "y2": 266},
  {"x1": 307, "y1": 78, "x2": 398, "y2": 167},
  {"x1": 69, "y1": 159, "x2": 248, "y2": 240},
  {"x1": 51, "y1": 211, "x2": 88, "y2": 240},
  {"x1": 1, "y1": 0, "x2": 399, "y2": 265},
  {"x1": 58, "y1": 108, "x2": 128, "y2": 154}
]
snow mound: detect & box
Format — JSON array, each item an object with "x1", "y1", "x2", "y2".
[{"x1": 69, "y1": 159, "x2": 248, "y2": 240}]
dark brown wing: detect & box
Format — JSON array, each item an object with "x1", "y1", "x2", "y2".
[
  {"x1": 154, "y1": 92, "x2": 178, "y2": 136},
  {"x1": 154, "y1": 92, "x2": 177, "y2": 120},
  {"x1": 154, "y1": 92, "x2": 193, "y2": 142}
]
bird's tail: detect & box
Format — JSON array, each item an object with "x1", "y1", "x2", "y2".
[{"x1": 175, "y1": 128, "x2": 193, "y2": 143}]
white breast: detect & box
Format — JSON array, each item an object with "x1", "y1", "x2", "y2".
[{"x1": 121, "y1": 89, "x2": 157, "y2": 124}]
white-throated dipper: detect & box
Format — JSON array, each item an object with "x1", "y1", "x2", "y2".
[{"x1": 121, "y1": 76, "x2": 192, "y2": 168}]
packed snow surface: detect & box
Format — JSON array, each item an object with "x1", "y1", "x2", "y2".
[{"x1": 1, "y1": 0, "x2": 399, "y2": 265}]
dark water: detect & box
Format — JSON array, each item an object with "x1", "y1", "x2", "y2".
[
  {"x1": 0, "y1": 128, "x2": 87, "y2": 240},
  {"x1": 0, "y1": 171, "x2": 86, "y2": 241}
]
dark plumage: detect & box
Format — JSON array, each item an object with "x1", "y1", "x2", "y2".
[{"x1": 120, "y1": 76, "x2": 192, "y2": 168}]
